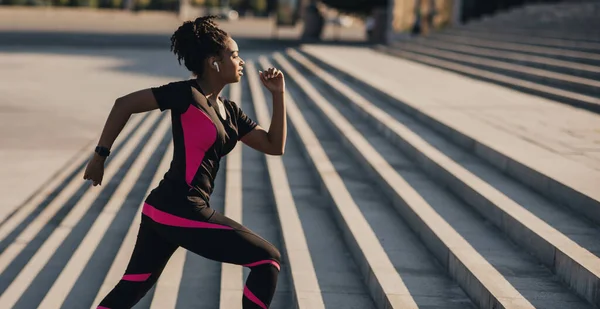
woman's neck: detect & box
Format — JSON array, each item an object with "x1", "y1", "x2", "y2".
[{"x1": 195, "y1": 77, "x2": 224, "y2": 101}]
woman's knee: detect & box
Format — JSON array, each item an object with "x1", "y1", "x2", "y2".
[
  {"x1": 260, "y1": 240, "x2": 281, "y2": 265},
  {"x1": 270, "y1": 247, "x2": 282, "y2": 265},
  {"x1": 245, "y1": 245, "x2": 281, "y2": 271},
  {"x1": 255, "y1": 235, "x2": 281, "y2": 266},
  {"x1": 265, "y1": 246, "x2": 282, "y2": 271}
]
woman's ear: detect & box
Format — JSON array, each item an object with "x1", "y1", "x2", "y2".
[
  {"x1": 207, "y1": 56, "x2": 217, "y2": 68},
  {"x1": 208, "y1": 56, "x2": 222, "y2": 72}
]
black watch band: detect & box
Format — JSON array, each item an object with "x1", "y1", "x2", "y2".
[{"x1": 95, "y1": 146, "x2": 111, "y2": 157}]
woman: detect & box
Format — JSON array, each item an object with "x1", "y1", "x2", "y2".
[{"x1": 83, "y1": 16, "x2": 286, "y2": 309}]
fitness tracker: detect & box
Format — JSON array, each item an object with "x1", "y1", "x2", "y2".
[{"x1": 95, "y1": 146, "x2": 111, "y2": 157}]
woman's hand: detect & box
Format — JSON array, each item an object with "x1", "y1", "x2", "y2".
[
  {"x1": 83, "y1": 154, "x2": 106, "y2": 186},
  {"x1": 259, "y1": 68, "x2": 285, "y2": 94}
]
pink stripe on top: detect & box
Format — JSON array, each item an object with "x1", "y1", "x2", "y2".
[
  {"x1": 96, "y1": 307, "x2": 110, "y2": 309},
  {"x1": 142, "y1": 203, "x2": 233, "y2": 230},
  {"x1": 180, "y1": 106, "x2": 217, "y2": 187},
  {"x1": 122, "y1": 273, "x2": 151, "y2": 282},
  {"x1": 244, "y1": 286, "x2": 268, "y2": 309},
  {"x1": 244, "y1": 260, "x2": 281, "y2": 271}
]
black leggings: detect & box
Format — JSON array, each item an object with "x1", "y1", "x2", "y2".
[{"x1": 97, "y1": 203, "x2": 281, "y2": 309}]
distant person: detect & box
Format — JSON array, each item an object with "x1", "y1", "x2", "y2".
[
  {"x1": 366, "y1": 16, "x2": 375, "y2": 41},
  {"x1": 426, "y1": 0, "x2": 437, "y2": 34},
  {"x1": 301, "y1": 3, "x2": 325, "y2": 40},
  {"x1": 85, "y1": 15, "x2": 286, "y2": 309},
  {"x1": 411, "y1": 0, "x2": 423, "y2": 35}
]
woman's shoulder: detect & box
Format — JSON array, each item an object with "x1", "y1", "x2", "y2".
[
  {"x1": 162, "y1": 79, "x2": 194, "y2": 88},
  {"x1": 152, "y1": 79, "x2": 193, "y2": 93},
  {"x1": 220, "y1": 96, "x2": 238, "y2": 110},
  {"x1": 151, "y1": 79, "x2": 194, "y2": 113}
]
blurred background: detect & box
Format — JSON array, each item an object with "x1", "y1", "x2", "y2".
[{"x1": 1, "y1": 0, "x2": 586, "y2": 43}]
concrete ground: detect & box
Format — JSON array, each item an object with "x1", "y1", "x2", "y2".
[{"x1": 0, "y1": 47, "x2": 186, "y2": 220}]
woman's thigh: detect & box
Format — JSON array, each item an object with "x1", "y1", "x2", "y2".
[{"x1": 154, "y1": 209, "x2": 281, "y2": 267}]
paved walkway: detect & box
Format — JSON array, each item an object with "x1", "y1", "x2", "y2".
[{"x1": 0, "y1": 47, "x2": 187, "y2": 221}]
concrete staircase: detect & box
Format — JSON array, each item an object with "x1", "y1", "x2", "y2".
[
  {"x1": 380, "y1": 1, "x2": 600, "y2": 113},
  {"x1": 1, "y1": 46, "x2": 599, "y2": 309}
]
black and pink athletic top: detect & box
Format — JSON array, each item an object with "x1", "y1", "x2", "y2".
[{"x1": 144, "y1": 79, "x2": 257, "y2": 213}]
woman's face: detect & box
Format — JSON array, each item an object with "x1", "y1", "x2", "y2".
[{"x1": 217, "y1": 38, "x2": 245, "y2": 83}]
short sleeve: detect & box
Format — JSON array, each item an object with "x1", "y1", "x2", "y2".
[
  {"x1": 151, "y1": 81, "x2": 190, "y2": 114},
  {"x1": 230, "y1": 100, "x2": 258, "y2": 140}
]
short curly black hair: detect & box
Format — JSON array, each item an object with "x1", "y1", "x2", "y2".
[{"x1": 170, "y1": 16, "x2": 230, "y2": 76}]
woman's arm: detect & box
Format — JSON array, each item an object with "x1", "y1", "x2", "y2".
[
  {"x1": 96, "y1": 89, "x2": 159, "y2": 154},
  {"x1": 266, "y1": 91, "x2": 286, "y2": 155},
  {"x1": 241, "y1": 91, "x2": 287, "y2": 155},
  {"x1": 84, "y1": 89, "x2": 159, "y2": 186},
  {"x1": 240, "y1": 68, "x2": 287, "y2": 156}
]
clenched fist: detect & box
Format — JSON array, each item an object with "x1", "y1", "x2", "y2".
[
  {"x1": 83, "y1": 154, "x2": 106, "y2": 186},
  {"x1": 259, "y1": 67, "x2": 285, "y2": 94}
]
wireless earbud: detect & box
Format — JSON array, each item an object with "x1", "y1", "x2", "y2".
[{"x1": 213, "y1": 62, "x2": 220, "y2": 72}]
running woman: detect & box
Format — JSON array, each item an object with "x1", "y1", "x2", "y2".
[{"x1": 83, "y1": 16, "x2": 287, "y2": 309}]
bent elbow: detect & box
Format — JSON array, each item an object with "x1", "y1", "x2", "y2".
[
  {"x1": 114, "y1": 97, "x2": 127, "y2": 110},
  {"x1": 273, "y1": 147, "x2": 285, "y2": 156},
  {"x1": 268, "y1": 147, "x2": 284, "y2": 156},
  {"x1": 112, "y1": 98, "x2": 134, "y2": 117}
]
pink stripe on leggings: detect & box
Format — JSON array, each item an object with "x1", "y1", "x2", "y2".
[
  {"x1": 244, "y1": 286, "x2": 268, "y2": 309},
  {"x1": 244, "y1": 260, "x2": 281, "y2": 271},
  {"x1": 96, "y1": 307, "x2": 110, "y2": 309},
  {"x1": 122, "y1": 273, "x2": 151, "y2": 282},
  {"x1": 142, "y1": 203, "x2": 233, "y2": 230}
]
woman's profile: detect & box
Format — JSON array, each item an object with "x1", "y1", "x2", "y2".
[{"x1": 83, "y1": 15, "x2": 287, "y2": 309}]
